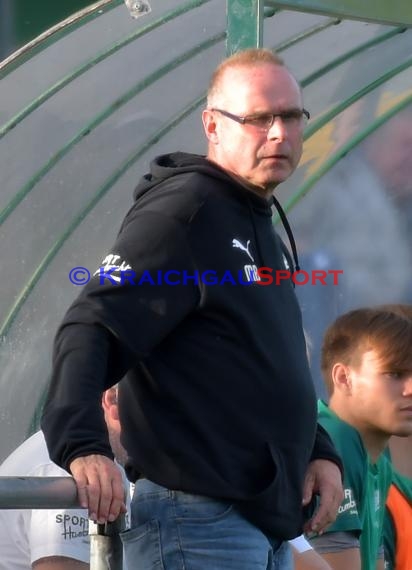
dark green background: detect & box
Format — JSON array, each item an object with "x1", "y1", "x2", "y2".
[{"x1": 0, "y1": 0, "x2": 95, "y2": 60}]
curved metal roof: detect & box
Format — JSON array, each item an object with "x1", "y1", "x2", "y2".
[{"x1": 0, "y1": 0, "x2": 411, "y2": 459}]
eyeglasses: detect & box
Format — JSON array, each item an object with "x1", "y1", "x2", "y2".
[{"x1": 211, "y1": 108, "x2": 310, "y2": 130}]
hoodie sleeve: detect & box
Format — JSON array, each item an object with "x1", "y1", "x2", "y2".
[
  {"x1": 42, "y1": 210, "x2": 201, "y2": 471},
  {"x1": 310, "y1": 423, "x2": 344, "y2": 477}
]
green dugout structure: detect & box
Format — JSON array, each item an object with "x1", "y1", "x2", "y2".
[
  {"x1": 0, "y1": 0, "x2": 94, "y2": 60},
  {"x1": 0, "y1": 0, "x2": 411, "y2": 460}
]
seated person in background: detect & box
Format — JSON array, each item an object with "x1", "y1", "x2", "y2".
[
  {"x1": 0, "y1": 387, "x2": 127, "y2": 570},
  {"x1": 309, "y1": 308, "x2": 412, "y2": 570},
  {"x1": 381, "y1": 304, "x2": 412, "y2": 570}
]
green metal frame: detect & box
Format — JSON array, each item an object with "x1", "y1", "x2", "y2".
[
  {"x1": 226, "y1": 0, "x2": 265, "y2": 54},
  {"x1": 0, "y1": 30, "x2": 224, "y2": 229},
  {"x1": 0, "y1": 0, "x2": 120, "y2": 77},
  {"x1": 265, "y1": 1, "x2": 412, "y2": 27},
  {"x1": 3, "y1": 31, "x2": 411, "y2": 341},
  {"x1": 226, "y1": 0, "x2": 412, "y2": 54},
  {"x1": 0, "y1": 14, "x2": 348, "y2": 343},
  {"x1": 0, "y1": 1, "x2": 211, "y2": 139},
  {"x1": 2, "y1": 1, "x2": 411, "y2": 341},
  {"x1": 0, "y1": 0, "x2": 410, "y2": 435}
]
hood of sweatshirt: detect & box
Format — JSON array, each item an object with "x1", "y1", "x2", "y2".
[
  {"x1": 133, "y1": 152, "x2": 300, "y2": 271},
  {"x1": 134, "y1": 152, "x2": 230, "y2": 198}
]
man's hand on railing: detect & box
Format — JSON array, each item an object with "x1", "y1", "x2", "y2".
[{"x1": 69, "y1": 455, "x2": 127, "y2": 523}]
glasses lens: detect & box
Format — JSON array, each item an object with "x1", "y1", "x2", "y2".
[{"x1": 246, "y1": 114, "x2": 274, "y2": 130}]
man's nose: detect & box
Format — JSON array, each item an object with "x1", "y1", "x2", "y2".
[{"x1": 267, "y1": 116, "x2": 287, "y2": 140}]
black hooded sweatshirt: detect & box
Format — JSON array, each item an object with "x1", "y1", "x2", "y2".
[{"x1": 42, "y1": 152, "x2": 342, "y2": 539}]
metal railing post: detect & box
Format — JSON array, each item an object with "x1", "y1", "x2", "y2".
[{"x1": 90, "y1": 518, "x2": 125, "y2": 570}]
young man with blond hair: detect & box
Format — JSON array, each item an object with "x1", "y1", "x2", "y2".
[{"x1": 310, "y1": 308, "x2": 412, "y2": 570}]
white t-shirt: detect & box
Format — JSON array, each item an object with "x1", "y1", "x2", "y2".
[{"x1": 0, "y1": 431, "x2": 95, "y2": 569}]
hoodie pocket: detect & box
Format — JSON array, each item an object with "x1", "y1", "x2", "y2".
[{"x1": 238, "y1": 442, "x2": 308, "y2": 538}]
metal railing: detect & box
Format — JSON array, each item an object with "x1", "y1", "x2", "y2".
[{"x1": 0, "y1": 476, "x2": 125, "y2": 570}]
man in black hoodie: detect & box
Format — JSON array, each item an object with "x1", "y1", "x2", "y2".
[{"x1": 42, "y1": 48, "x2": 343, "y2": 569}]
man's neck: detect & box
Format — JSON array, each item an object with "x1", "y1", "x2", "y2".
[
  {"x1": 329, "y1": 400, "x2": 388, "y2": 464},
  {"x1": 359, "y1": 430, "x2": 389, "y2": 464},
  {"x1": 233, "y1": 173, "x2": 273, "y2": 200},
  {"x1": 206, "y1": 156, "x2": 275, "y2": 200}
]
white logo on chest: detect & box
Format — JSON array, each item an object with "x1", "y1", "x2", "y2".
[{"x1": 232, "y1": 239, "x2": 254, "y2": 262}]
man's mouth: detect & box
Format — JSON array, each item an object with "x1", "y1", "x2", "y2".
[{"x1": 263, "y1": 154, "x2": 288, "y2": 160}]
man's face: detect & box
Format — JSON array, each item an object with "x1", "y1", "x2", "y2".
[
  {"x1": 348, "y1": 349, "x2": 412, "y2": 438},
  {"x1": 203, "y1": 63, "x2": 304, "y2": 193}
]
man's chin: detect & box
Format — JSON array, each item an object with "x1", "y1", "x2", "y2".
[{"x1": 264, "y1": 173, "x2": 290, "y2": 189}]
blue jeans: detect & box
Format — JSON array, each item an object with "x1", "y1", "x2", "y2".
[{"x1": 121, "y1": 478, "x2": 293, "y2": 570}]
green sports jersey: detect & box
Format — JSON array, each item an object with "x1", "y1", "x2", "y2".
[{"x1": 317, "y1": 400, "x2": 393, "y2": 570}]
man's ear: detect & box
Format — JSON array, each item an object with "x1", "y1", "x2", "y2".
[
  {"x1": 331, "y1": 362, "x2": 352, "y2": 394},
  {"x1": 102, "y1": 387, "x2": 120, "y2": 420},
  {"x1": 202, "y1": 109, "x2": 219, "y2": 144}
]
